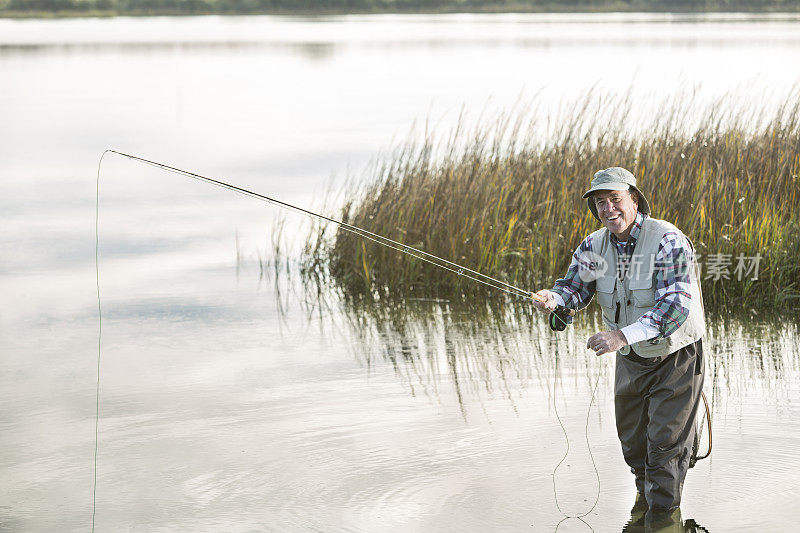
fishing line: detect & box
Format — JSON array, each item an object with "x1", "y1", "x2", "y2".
[
  {"x1": 92, "y1": 150, "x2": 108, "y2": 533},
  {"x1": 92, "y1": 150, "x2": 583, "y2": 529},
  {"x1": 555, "y1": 515, "x2": 594, "y2": 532},
  {"x1": 551, "y1": 353, "x2": 602, "y2": 528}
]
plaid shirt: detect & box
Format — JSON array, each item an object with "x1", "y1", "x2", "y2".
[{"x1": 551, "y1": 212, "x2": 693, "y2": 340}]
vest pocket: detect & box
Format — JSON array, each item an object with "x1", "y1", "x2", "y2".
[
  {"x1": 595, "y1": 288, "x2": 616, "y2": 329},
  {"x1": 631, "y1": 289, "x2": 656, "y2": 308},
  {"x1": 629, "y1": 274, "x2": 655, "y2": 309},
  {"x1": 596, "y1": 289, "x2": 614, "y2": 310},
  {"x1": 596, "y1": 272, "x2": 616, "y2": 310}
]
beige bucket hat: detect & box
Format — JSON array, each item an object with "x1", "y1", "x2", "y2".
[{"x1": 582, "y1": 167, "x2": 651, "y2": 221}]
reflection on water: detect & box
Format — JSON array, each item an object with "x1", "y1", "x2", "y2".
[
  {"x1": 623, "y1": 508, "x2": 710, "y2": 532},
  {"x1": 291, "y1": 272, "x2": 800, "y2": 409},
  {"x1": 280, "y1": 261, "x2": 800, "y2": 531},
  {"x1": 0, "y1": 40, "x2": 340, "y2": 61},
  {"x1": 339, "y1": 298, "x2": 607, "y2": 417}
]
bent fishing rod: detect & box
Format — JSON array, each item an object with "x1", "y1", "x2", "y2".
[{"x1": 104, "y1": 150, "x2": 576, "y2": 329}]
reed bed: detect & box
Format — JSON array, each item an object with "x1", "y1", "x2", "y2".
[{"x1": 300, "y1": 90, "x2": 800, "y2": 312}]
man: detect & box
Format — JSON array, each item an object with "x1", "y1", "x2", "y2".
[{"x1": 533, "y1": 167, "x2": 706, "y2": 528}]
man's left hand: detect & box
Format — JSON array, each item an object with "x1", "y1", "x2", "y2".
[{"x1": 586, "y1": 330, "x2": 628, "y2": 356}]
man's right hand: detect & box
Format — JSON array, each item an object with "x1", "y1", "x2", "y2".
[{"x1": 532, "y1": 289, "x2": 558, "y2": 313}]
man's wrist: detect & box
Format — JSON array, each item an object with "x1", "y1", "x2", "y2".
[{"x1": 550, "y1": 291, "x2": 566, "y2": 308}]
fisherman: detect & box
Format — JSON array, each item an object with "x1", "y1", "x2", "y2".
[{"x1": 532, "y1": 167, "x2": 706, "y2": 529}]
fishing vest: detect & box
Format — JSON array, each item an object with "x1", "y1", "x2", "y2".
[{"x1": 592, "y1": 216, "x2": 705, "y2": 358}]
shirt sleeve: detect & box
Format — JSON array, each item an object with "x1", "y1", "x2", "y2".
[
  {"x1": 620, "y1": 321, "x2": 660, "y2": 345},
  {"x1": 636, "y1": 231, "x2": 694, "y2": 342},
  {"x1": 549, "y1": 235, "x2": 598, "y2": 314}
]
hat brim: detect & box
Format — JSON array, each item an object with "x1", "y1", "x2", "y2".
[{"x1": 582, "y1": 182, "x2": 631, "y2": 199}]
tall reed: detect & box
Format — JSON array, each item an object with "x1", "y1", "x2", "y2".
[{"x1": 301, "y1": 90, "x2": 800, "y2": 311}]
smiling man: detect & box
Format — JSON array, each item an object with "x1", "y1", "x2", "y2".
[{"x1": 532, "y1": 167, "x2": 706, "y2": 529}]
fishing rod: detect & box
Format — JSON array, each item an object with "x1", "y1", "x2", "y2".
[
  {"x1": 94, "y1": 150, "x2": 593, "y2": 529},
  {"x1": 105, "y1": 150, "x2": 576, "y2": 329}
]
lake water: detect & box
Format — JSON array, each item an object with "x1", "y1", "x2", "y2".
[{"x1": 1, "y1": 13, "x2": 800, "y2": 532}]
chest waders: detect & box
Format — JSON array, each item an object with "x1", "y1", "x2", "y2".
[{"x1": 591, "y1": 217, "x2": 709, "y2": 512}]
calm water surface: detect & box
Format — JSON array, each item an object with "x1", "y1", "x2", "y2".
[{"x1": 1, "y1": 13, "x2": 800, "y2": 532}]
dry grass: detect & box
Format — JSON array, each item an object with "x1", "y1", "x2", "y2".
[{"x1": 299, "y1": 90, "x2": 800, "y2": 311}]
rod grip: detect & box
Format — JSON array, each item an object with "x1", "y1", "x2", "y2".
[{"x1": 530, "y1": 292, "x2": 575, "y2": 317}]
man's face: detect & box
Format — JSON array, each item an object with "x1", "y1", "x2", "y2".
[{"x1": 593, "y1": 188, "x2": 639, "y2": 240}]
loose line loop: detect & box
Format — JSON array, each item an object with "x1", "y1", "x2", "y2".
[{"x1": 551, "y1": 356, "x2": 602, "y2": 526}]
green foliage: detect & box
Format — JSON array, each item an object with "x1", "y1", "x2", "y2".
[{"x1": 300, "y1": 91, "x2": 800, "y2": 312}]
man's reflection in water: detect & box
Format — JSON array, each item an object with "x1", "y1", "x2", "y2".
[{"x1": 622, "y1": 507, "x2": 708, "y2": 532}]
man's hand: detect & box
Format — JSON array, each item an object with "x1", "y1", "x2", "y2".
[
  {"x1": 532, "y1": 289, "x2": 558, "y2": 313},
  {"x1": 586, "y1": 330, "x2": 628, "y2": 356}
]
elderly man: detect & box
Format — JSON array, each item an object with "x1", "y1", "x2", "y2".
[{"x1": 533, "y1": 167, "x2": 705, "y2": 528}]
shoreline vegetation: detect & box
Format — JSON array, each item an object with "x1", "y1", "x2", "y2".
[
  {"x1": 297, "y1": 90, "x2": 800, "y2": 312},
  {"x1": 3, "y1": 1, "x2": 800, "y2": 18}
]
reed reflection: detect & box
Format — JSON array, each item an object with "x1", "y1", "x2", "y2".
[
  {"x1": 272, "y1": 252, "x2": 800, "y2": 419},
  {"x1": 278, "y1": 258, "x2": 611, "y2": 418}
]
